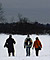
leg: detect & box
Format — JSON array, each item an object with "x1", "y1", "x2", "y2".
[
  {"x1": 35, "y1": 48, "x2": 39, "y2": 56},
  {"x1": 12, "y1": 52, "x2": 15, "y2": 56},
  {"x1": 36, "y1": 50, "x2": 39, "y2": 56},
  {"x1": 12, "y1": 53, "x2": 14, "y2": 56},
  {"x1": 26, "y1": 48, "x2": 28, "y2": 56},
  {"x1": 28, "y1": 48, "x2": 30, "y2": 56},
  {"x1": 8, "y1": 52, "x2": 11, "y2": 56},
  {"x1": 36, "y1": 50, "x2": 38, "y2": 56}
]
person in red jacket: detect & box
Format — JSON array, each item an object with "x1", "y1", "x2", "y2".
[{"x1": 32, "y1": 37, "x2": 42, "y2": 56}]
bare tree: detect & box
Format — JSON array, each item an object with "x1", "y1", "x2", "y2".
[
  {"x1": 18, "y1": 13, "x2": 30, "y2": 23},
  {"x1": 18, "y1": 13, "x2": 22, "y2": 21}
]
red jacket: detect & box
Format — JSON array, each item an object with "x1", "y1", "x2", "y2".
[{"x1": 33, "y1": 40, "x2": 42, "y2": 48}]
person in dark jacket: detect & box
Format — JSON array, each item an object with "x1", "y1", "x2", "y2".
[
  {"x1": 32, "y1": 37, "x2": 42, "y2": 56},
  {"x1": 4, "y1": 35, "x2": 16, "y2": 56},
  {"x1": 24, "y1": 34, "x2": 33, "y2": 56}
]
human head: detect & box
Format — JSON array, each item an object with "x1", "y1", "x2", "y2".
[
  {"x1": 9, "y1": 35, "x2": 12, "y2": 38},
  {"x1": 36, "y1": 37, "x2": 39, "y2": 40},
  {"x1": 27, "y1": 34, "x2": 30, "y2": 38}
]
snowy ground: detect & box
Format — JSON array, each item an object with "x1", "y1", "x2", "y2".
[{"x1": 0, "y1": 34, "x2": 50, "y2": 60}]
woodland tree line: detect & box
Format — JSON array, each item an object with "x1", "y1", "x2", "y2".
[{"x1": 0, "y1": 22, "x2": 50, "y2": 35}]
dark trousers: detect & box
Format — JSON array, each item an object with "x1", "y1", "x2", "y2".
[
  {"x1": 8, "y1": 47, "x2": 14, "y2": 56},
  {"x1": 8, "y1": 52, "x2": 14, "y2": 56},
  {"x1": 35, "y1": 48, "x2": 39, "y2": 56},
  {"x1": 26, "y1": 47, "x2": 30, "y2": 56}
]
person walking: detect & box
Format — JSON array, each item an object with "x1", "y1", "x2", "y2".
[
  {"x1": 24, "y1": 34, "x2": 33, "y2": 56},
  {"x1": 32, "y1": 37, "x2": 42, "y2": 56},
  {"x1": 4, "y1": 35, "x2": 16, "y2": 56}
]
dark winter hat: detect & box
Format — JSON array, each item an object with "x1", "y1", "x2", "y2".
[
  {"x1": 27, "y1": 34, "x2": 29, "y2": 37},
  {"x1": 36, "y1": 37, "x2": 39, "y2": 40}
]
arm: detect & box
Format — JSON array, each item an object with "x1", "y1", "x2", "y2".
[
  {"x1": 24, "y1": 42, "x2": 25, "y2": 48},
  {"x1": 40, "y1": 43, "x2": 42, "y2": 48},
  {"x1": 13, "y1": 39, "x2": 16, "y2": 44},
  {"x1": 4, "y1": 39, "x2": 8, "y2": 48},
  {"x1": 24, "y1": 40, "x2": 26, "y2": 48},
  {"x1": 33, "y1": 42, "x2": 35, "y2": 47},
  {"x1": 39, "y1": 41, "x2": 42, "y2": 48},
  {"x1": 32, "y1": 42, "x2": 35, "y2": 49}
]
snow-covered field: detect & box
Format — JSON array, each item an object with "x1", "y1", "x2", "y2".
[{"x1": 0, "y1": 34, "x2": 50, "y2": 60}]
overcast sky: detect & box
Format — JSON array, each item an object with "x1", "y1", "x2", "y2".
[{"x1": 0, "y1": 0, "x2": 50, "y2": 24}]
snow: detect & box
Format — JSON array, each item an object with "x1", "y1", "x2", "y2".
[{"x1": 0, "y1": 34, "x2": 50, "y2": 60}]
